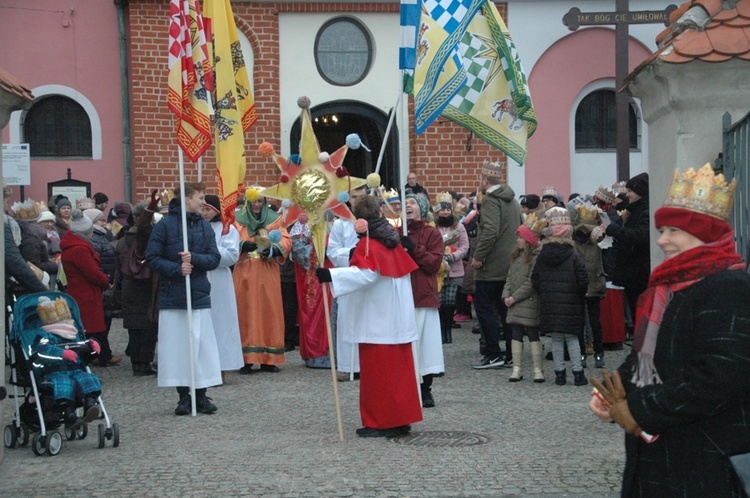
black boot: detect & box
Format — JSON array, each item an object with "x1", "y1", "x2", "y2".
[
  {"x1": 175, "y1": 387, "x2": 191, "y2": 416},
  {"x1": 439, "y1": 306, "x2": 452, "y2": 344},
  {"x1": 195, "y1": 388, "x2": 217, "y2": 414},
  {"x1": 421, "y1": 375, "x2": 435, "y2": 408},
  {"x1": 555, "y1": 370, "x2": 567, "y2": 386},
  {"x1": 573, "y1": 370, "x2": 589, "y2": 386}
]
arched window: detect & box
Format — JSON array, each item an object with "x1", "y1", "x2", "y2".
[
  {"x1": 575, "y1": 89, "x2": 638, "y2": 150},
  {"x1": 23, "y1": 95, "x2": 92, "y2": 158}
]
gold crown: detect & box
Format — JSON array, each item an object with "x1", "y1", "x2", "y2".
[
  {"x1": 435, "y1": 191, "x2": 453, "y2": 205},
  {"x1": 11, "y1": 199, "x2": 41, "y2": 221},
  {"x1": 575, "y1": 201, "x2": 599, "y2": 225},
  {"x1": 76, "y1": 197, "x2": 95, "y2": 210},
  {"x1": 37, "y1": 296, "x2": 72, "y2": 325},
  {"x1": 594, "y1": 186, "x2": 617, "y2": 205},
  {"x1": 523, "y1": 212, "x2": 548, "y2": 235},
  {"x1": 160, "y1": 189, "x2": 175, "y2": 206},
  {"x1": 380, "y1": 188, "x2": 400, "y2": 204},
  {"x1": 662, "y1": 163, "x2": 736, "y2": 221}
]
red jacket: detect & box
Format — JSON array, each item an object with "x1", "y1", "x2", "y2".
[
  {"x1": 60, "y1": 232, "x2": 110, "y2": 333},
  {"x1": 402, "y1": 220, "x2": 444, "y2": 308}
]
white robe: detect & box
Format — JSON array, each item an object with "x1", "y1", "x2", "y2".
[
  {"x1": 327, "y1": 218, "x2": 360, "y2": 372},
  {"x1": 157, "y1": 309, "x2": 222, "y2": 389},
  {"x1": 207, "y1": 222, "x2": 244, "y2": 371},
  {"x1": 329, "y1": 267, "x2": 418, "y2": 345},
  {"x1": 414, "y1": 307, "x2": 445, "y2": 376}
]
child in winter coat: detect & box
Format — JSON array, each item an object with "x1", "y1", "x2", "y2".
[
  {"x1": 531, "y1": 207, "x2": 589, "y2": 386},
  {"x1": 502, "y1": 220, "x2": 544, "y2": 382}
]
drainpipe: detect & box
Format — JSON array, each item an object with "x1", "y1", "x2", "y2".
[{"x1": 114, "y1": 0, "x2": 132, "y2": 202}]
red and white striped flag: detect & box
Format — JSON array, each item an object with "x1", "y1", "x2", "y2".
[{"x1": 167, "y1": 0, "x2": 214, "y2": 162}]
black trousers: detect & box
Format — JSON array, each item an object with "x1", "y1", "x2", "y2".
[{"x1": 127, "y1": 324, "x2": 157, "y2": 364}]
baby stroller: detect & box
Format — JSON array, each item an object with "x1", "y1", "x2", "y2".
[{"x1": 3, "y1": 291, "x2": 119, "y2": 456}]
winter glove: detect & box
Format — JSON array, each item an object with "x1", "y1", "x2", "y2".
[
  {"x1": 258, "y1": 246, "x2": 272, "y2": 260},
  {"x1": 88, "y1": 338, "x2": 101, "y2": 355},
  {"x1": 147, "y1": 189, "x2": 159, "y2": 212},
  {"x1": 444, "y1": 253, "x2": 455, "y2": 264},
  {"x1": 400, "y1": 236, "x2": 416, "y2": 253},
  {"x1": 241, "y1": 241, "x2": 258, "y2": 254},
  {"x1": 315, "y1": 268, "x2": 332, "y2": 283},
  {"x1": 62, "y1": 349, "x2": 78, "y2": 363}
]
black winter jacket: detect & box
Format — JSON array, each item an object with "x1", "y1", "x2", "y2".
[
  {"x1": 145, "y1": 201, "x2": 220, "y2": 310},
  {"x1": 18, "y1": 221, "x2": 58, "y2": 275},
  {"x1": 91, "y1": 227, "x2": 116, "y2": 283},
  {"x1": 531, "y1": 239, "x2": 588, "y2": 335},
  {"x1": 606, "y1": 196, "x2": 650, "y2": 290}
]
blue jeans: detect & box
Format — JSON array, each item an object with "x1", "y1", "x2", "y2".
[{"x1": 474, "y1": 280, "x2": 508, "y2": 358}]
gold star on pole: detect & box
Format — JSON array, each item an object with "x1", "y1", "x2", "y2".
[{"x1": 258, "y1": 98, "x2": 366, "y2": 263}]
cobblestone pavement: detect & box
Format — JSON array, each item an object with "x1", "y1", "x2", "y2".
[{"x1": 2, "y1": 318, "x2": 629, "y2": 497}]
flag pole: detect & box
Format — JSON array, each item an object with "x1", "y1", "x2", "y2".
[
  {"x1": 321, "y1": 280, "x2": 345, "y2": 441},
  {"x1": 374, "y1": 92, "x2": 401, "y2": 176},
  {"x1": 398, "y1": 69, "x2": 410, "y2": 236},
  {"x1": 177, "y1": 147, "x2": 198, "y2": 417}
]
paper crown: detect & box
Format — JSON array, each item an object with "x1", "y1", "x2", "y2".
[
  {"x1": 545, "y1": 206, "x2": 571, "y2": 226},
  {"x1": 481, "y1": 160, "x2": 503, "y2": 178},
  {"x1": 160, "y1": 189, "x2": 175, "y2": 206},
  {"x1": 575, "y1": 201, "x2": 600, "y2": 226},
  {"x1": 11, "y1": 199, "x2": 41, "y2": 221},
  {"x1": 380, "y1": 188, "x2": 400, "y2": 204},
  {"x1": 524, "y1": 212, "x2": 548, "y2": 234},
  {"x1": 662, "y1": 163, "x2": 736, "y2": 221},
  {"x1": 37, "y1": 296, "x2": 72, "y2": 325},
  {"x1": 76, "y1": 197, "x2": 95, "y2": 210},
  {"x1": 611, "y1": 181, "x2": 627, "y2": 195},
  {"x1": 594, "y1": 186, "x2": 617, "y2": 205},
  {"x1": 541, "y1": 186, "x2": 558, "y2": 199},
  {"x1": 435, "y1": 191, "x2": 453, "y2": 205}
]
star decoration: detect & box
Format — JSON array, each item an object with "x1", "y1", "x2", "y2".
[
  {"x1": 259, "y1": 99, "x2": 367, "y2": 265},
  {"x1": 472, "y1": 32, "x2": 503, "y2": 93}
]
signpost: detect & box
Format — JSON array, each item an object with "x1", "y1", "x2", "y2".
[{"x1": 563, "y1": 1, "x2": 677, "y2": 182}]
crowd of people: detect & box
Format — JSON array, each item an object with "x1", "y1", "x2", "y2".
[{"x1": 5, "y1": 159, "x2": 750, "y2": 491}]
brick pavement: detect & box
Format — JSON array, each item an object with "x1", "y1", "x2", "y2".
[{"x1": 2, "y1": 318, "x2": 628, "y2": 497}]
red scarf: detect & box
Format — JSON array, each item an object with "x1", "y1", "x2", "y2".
[{"x1": 632, "y1": 232, "x2": 745, "y2": 387}]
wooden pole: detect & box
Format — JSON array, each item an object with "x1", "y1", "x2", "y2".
[{"x1": 321, "y1": 282, "x2": 345, "y2": 441}]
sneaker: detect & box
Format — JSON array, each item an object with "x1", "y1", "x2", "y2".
[
  {"x1": 196, "y1": 396, "x2": 217, "y2": 414},
  {"x1": 472, "y1": 355, "x2": 505, "y2": 369},
  {"x1": 502, "y1": 358, "x2": 513, "y2": 368},
  {"x1": 174, "y1": 396, "x2": 191, "y2": 416},
  {"x1": 594, "y1": 354, "x2": 605, "y2": 368},
  {"x1": 453, "y1": 314, "x2": 471, "y2": 322}
]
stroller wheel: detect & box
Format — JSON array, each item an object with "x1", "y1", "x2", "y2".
[
  {"x1": 4, "y1": 425, "x2": 17, "y2": 448},
  {"x1": 45, "y1": 432, "x2": 63, "y2": 456},
  {"x1": 31, "y1": 433, "x2": 46, "y2": 456},
  {"x1": 18, "y1": 424, "x2": 30, "y2": 447},
  {"x1": 77, "y1": 423, "x2": 88, "y2": 440},
  {"x1": 97, "y1": 424, "x2": 105, "y2": 449},
  {"x1": 112, "y1": 423, "x2": 120, "y2": 448},
  {"x1": 64, "y1": 426, "x2": 77, "y2": 441}
]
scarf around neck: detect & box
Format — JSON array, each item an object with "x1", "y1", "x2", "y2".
[
  {"x1": 632, "y1": 231, "x2": 745, "y2": 387},
  {"x1": 236, "y1": 201, "x2": 279, "y2": 236}
]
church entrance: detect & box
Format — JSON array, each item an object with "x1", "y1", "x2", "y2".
[{"x1": 289, "y1": 100, "x2": 400, "y2": 190}]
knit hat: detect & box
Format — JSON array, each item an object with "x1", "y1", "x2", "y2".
[
  {"x1": 132, "y1": 200, "x2": 147, "y2": 219},
  {"x1": 203, "y1": 194, "x2": 222, "y2": 215},
  {"x1": 516, "y1": 225, "x2": 538, "y2": 245},
  {"x1": 625, "y1": 172, "x2": 649, "y2": 197},
  {"x1": 406, "y1": 192, "x2": 429, "y2": 219},
  {"x1": 655, "y1": 207, "x2": 732, "y2": 244},
  {"x1": 93, "y1": 192, "x2": 109, "y2": 205},
  {"x1": 83, "y1": 208, "x2": 104, "y2": 224},
  {"x1": 76, "y1": 197, "x2": 95, "y2": 210},
  {"x1": 114, "y1": 202, "x2": 132, "y2": 218},
  {"x1": 69, "y1": 209, "x2": 93, "y2": 235},
  {"x1": 56, "y1": 197, "x2": 72, "y2": 210}
]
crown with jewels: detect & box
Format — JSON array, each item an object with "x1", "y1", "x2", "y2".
[
  {"x1": 594, "y1": 186, "x2": 617, "y2": 205},
  {"x1": 662, "y1": 163, "x2": 736, "y2": 221},
  {"x1": 541, "y1": 186, "x2": 558, "y2": 199},
  {"x1": 575, "y1": 201, "x2": 600, "y2": 226},
  {"x1": 611, "y1": 181, "x2": 627, "y2": 195}
]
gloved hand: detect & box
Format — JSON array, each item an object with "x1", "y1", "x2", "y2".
[
  {"x1": 400, "y1": 236, "x2": 416, "y2": 253},
  {"x1": 88, "y1": 338, "x2": 101, "y2": 355},
  {"x1": 147, "y1": 189, "x2": 159, "y2": 212},
  {"x1": 444, "y1": 253, "x2": 455, "y2": 264},
  {"x1": 62, "y1": 349, "x2": 78, "y2": 363},
  {"x1": 315, "y1": 268, "x2": 332, "y2": 283},
  {"x1": 241, "y1": 241, "x2": 258, "y2": 254},
  {"x1": 258, "y1": 247, "x2": 272, "y2": 259}
]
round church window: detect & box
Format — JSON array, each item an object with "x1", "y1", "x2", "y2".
[{"x1": 314, "y1": 17, "x2": 372, "y2": 86}]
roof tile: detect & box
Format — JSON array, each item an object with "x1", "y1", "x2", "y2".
[
  {"x1": 0, "y1": 66, "x2": 33, "y2": 102},
  {"x1": 673, "y1": 29, "x2": 714, "y2": 57},
  {"x1": 706, "y1": 21, "x2": 750, "y2": 54},
  {"x1": 738, "y1": 0, "x2": 750, "y2": 17}
]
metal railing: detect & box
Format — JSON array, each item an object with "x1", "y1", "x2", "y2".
[{"x1": 722, "y1": 111, "x2": 750, "y2": 264}]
